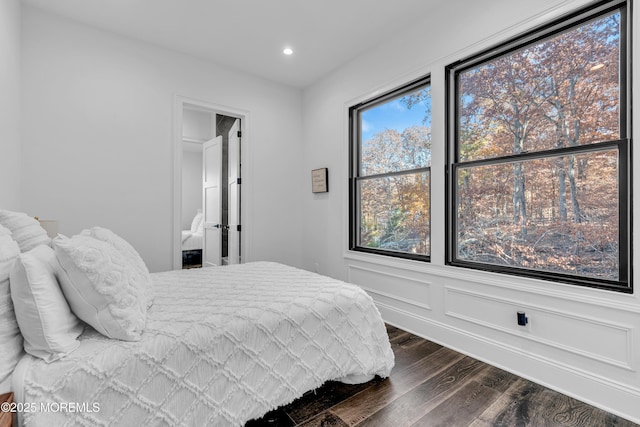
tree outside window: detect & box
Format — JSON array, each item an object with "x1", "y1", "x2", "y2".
[
  {"x1": 350, "y1": 77, "x2": 432, "y2": 260},
  {"x1": 447, "y1": 0, "x2": 630, "y2": 291}
]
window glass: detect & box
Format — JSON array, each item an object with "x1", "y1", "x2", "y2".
[
  {"x1": 458, "y1": 11, "x2": 621, "y2": 162},
  {"x1": 351, "y1": 78, "x2": 431, "y2": 260},
  {"x1": 447, "y1": 1, "x2": 629, "y2": 291},
  {"x1": 359, "y1": 171, "x2": 430, "y2": 255},
  {"x1": 360, "y1": 87, "x2": 431, "y2": 175},
  {"x1": 456, "y1": 149, "x2": 619, "y2": 280}
]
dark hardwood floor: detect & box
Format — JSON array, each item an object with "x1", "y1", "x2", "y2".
[{"x1": 247, "y1": 324, "x2": 638, "y2": 427}]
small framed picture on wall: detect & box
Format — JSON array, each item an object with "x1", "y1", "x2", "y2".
[{"x1": 311, "y1": 168, "x2": 329, "y2": 193}]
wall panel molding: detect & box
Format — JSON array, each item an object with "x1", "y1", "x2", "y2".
[
  {"x1": 444, "y1": 286, "x2": 634, "y2": 370},
  {"x1": 348, "y1": 264, "x2": 432, "y2": 312}
]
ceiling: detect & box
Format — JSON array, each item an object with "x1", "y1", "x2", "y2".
[{"x1": 21, "y1": 0, "x2": 444, "y2": 88}]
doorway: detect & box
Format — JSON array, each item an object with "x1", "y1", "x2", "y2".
[{"x1": 173, "y1": 96, "x2": 248, "y2": 270}]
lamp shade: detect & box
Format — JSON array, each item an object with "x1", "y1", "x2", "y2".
[{"x1": 38, "y1": 220, "x2": 59, "y2": 238}]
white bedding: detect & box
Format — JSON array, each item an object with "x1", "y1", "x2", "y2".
[
  {"x1": 181, "y1": 230, "x2": 203, "y2": 251},
  {"x1": 12, "y1": 262, "x2": 394, "y2": 426}
]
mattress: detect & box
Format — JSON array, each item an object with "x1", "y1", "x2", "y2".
[
  {"x1": 12, "y1": 262, "x2": 394, "y2": 426},
  {"x1": 181, "y1": 230, "x2": 203, "y2": 251}
]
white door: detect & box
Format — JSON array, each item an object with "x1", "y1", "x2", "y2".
[
  {"x1": 227, "y1": 119, "x2": 241, "y2": 264},
  {"x1": 202, "y1": 136, "x2": 222, "y2": 266}
]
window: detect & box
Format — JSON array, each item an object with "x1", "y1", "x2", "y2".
[
  {"x1": 446, "y1": 0, "x2": 630, "y2": 292},
  {"x1": 350, "y1": 77, "x2": 432, "y2": 261}
]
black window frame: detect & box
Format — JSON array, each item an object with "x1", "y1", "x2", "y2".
[
  {"x1": 445, "y1": 0, "x2": 632, "y2": 293},
  {"x1": 349, "y1": 75, "x2": 432, "y2": 262}
]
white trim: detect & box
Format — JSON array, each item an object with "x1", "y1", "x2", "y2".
[
  {"x1": 182, "y1": 136, "x2": 208, "y2": 144},
  {"x1": 172, "y1": 95, "x2": 252, "y2": 270}
]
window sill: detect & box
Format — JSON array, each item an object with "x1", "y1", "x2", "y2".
[{"x1": 344, "y1": 250, "x2": 640, "y2": 313}]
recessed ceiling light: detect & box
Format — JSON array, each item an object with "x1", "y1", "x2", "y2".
[{"x1": 283, "y1": 48, "x2": 293, "y2": 56}]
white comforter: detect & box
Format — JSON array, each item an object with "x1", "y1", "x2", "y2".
[{"x1": 13, "y1": 262, "x2": 394, "y2": 426}]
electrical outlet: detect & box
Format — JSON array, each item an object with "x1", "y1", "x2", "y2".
[{"x1": 517, "y1": 311, "x2": 528, "y2": 326}]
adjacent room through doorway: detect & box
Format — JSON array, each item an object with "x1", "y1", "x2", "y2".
[{"x1": 175, "y1": 99, "x2": 244, "y2": 269}]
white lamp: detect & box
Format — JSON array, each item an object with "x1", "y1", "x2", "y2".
[{"x1": 38, "y1": 219, "x2": 59, "y2": 238}]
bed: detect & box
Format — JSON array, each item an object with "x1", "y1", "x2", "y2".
[
  {"x1": 182, "y1": 211, "x2": 203, "y2": 267},
  {"x1": 181, "y1": 230, "x2": 203, "y2": 252},
  {"x1": 0, "y1": 212, "x2": 394, "y2": 426}
]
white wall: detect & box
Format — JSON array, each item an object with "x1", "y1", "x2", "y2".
[
  {"x1": 0, "y1": 0, "x2": 21, "y2": 210},
  {"x1": 21, "y1": 7, "x2": 304, "y2": 273},
  {"x1": 181, "y1": 109, "x2": 210, "y2": 230},
  {"x1": 302, "y1": 0, "x2": 640, "y2": 422},
  {"x1": 182, "y1": 108, "x2": 212, "y2": 141}
]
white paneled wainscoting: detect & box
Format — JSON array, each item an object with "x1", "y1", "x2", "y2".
[{"x1": 345, "y1": 254, "x2": 640, "y2": 424}]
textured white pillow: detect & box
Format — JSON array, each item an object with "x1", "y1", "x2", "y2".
[
  {"x1": 190, "y1": 211, "x2": 204, "y2": 233},
  {"x1": 0, "y1": 210, "x2": 51, "y2": 252},
  {"x1": 53, "y1": 234, "x2": 147, "y2": 341},
  {"x1": 10, "y1": 245, "x2": 84, "y2": 362},
  {"x1": 80, "y1": 226, "x2": 153, "y2": 308},
  {"x1": 0, "y1": 225, "x2": 23, "y2": 392}
]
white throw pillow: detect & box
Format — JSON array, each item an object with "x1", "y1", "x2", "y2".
[
  {"x1": 0, "y1": 225, "x2": 23, "y2": 392},
  {"x1": 10, "y1": 245, "x2": 84, "y2": 362},
  {"x1": 80, "y1": 227, "x2": 153, "y2": 308},
  {"x1": 190, "y1": 211, "x2": 204, "y2": 233},
  {"x1": 0, "y1": 210, "x2": 51, "y2": 252},
  {"x1": 53, "y1": 234, "x2": 147, "y2": 341}
]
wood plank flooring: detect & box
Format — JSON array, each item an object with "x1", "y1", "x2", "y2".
[{"x1": 247, "y1": 324, "x2": 638, "y2": 427}]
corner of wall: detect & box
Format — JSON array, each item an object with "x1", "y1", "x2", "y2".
[{"x1": 0, "y1": 0, "x2": 22, "y2": 210}]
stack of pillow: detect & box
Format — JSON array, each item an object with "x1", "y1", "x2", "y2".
[
  {"x1": 191, "y1": 210, "x2": 204, "y2": 234},
  {"x1": 0, "y1": 209, "x2": 152, "y2": 394}
]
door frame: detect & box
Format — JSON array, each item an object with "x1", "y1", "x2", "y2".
[{"x1": 172, "y1": 95, "x2": 252, "y2": 270}]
